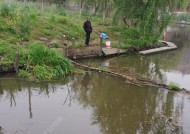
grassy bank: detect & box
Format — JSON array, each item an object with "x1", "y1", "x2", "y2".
[
  {"x1": 0, "y1": 2, "x2": 75, "y2": 79},
  {"x1": 0, "y1": 1, "x2": 163, "y2": 79}
]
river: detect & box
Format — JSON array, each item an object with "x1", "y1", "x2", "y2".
[{"x1": 0, "y1": 25, "x2": 190, "y2": 134}]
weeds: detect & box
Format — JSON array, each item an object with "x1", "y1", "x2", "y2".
[
  {"x1": 18, "y1": 43, "x2": 72, "y2": 80},
  {"x1": 18, "y1": 70, "x2": 32, "y2": 78},
  {"x1": 169, "y1": 82, "x2": 180, "y2": 91},
  {"x1": 110, "y1": 26, "x2": 159, "y2": 48},
  {"x1": 0, "y1": 40, "x2": 22, "y2": 65},
  {"x1": 0, "y1": 3, "x2": 13, "y2": 17}
]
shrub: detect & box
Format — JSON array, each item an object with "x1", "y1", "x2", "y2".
[
  {"x1": 19, "y1": 42, "x2": 72, "y2": 80},
  {"x1": 169, "y1": 82, "x2": 180, "y2": 91},
  {"x1": 33, "y1": 65, "x2": 55, "y2": 80},
  {"x1": 0, "y1": 41, "x2": 21, "y2": 62},
  {"x1": 18, "y1": 70, "x2": 32, "y2": 78},
  {"x1": 18, "y1": 9, "x2": 32, "y2": 40},
  {"x1": 0, "y1": 4, "x2": 12, "y2": 17},
  {"x1": 111, "y1": 26, "x2": 159, "y2": 48},
  {"x1": 56, "y1": 7, "x2": 66, "y2": 16}
]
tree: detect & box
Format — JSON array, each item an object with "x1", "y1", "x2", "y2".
[
  {"x1": 85, "y1": 0, "x2": 112, "y2": 25},
  {"x1": 112, "y1": 0, "x2": 184, "y2": 41}
]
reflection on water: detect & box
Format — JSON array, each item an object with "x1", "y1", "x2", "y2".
[
  {"x1": 79, "y1": 25, "x2": 190, "y2": 90},
  {"x1": 0, "y1": 73, "x2": 190, "y2": 134}
]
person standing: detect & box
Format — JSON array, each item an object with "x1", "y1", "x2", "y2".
[{"x1": 83, "y1": 17, "x2": 92, "y2": 46}]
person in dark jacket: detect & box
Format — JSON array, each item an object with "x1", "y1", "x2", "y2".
[{"x1": 83, "y1": 17, "x2": 92, "y2": 46}]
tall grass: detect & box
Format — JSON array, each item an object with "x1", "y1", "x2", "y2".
[
  {"x1": 0, "y1": 40, "x2": 23, "y2": 65},
  {"x1": 110, "y1": 26, "x2": 159, "y2": 48},
  {"x1": 18, "y1": 43, "x2": 72, "y2": 80}
]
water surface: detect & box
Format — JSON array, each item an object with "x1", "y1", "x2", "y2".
[{"x1": 0, "y1": 73, "x2": 190, "y2": 134}]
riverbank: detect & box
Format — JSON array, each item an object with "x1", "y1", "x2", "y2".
[
  {"x1": 0, "y1": 39, "x2": 176, "y2": 73},
  {"x1": 55, "y1": 40, "x2": 177, "y2": 59},
  {"x1": 0, "y1": 1, "x2": 172, "y2": 79}
]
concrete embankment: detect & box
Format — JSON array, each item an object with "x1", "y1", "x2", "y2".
[{"x1": 139, "y1": 40, "x2": 177, "y2": 55}]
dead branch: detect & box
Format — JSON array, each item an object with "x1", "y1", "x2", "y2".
[{"x1": 71, "y1": 60, "x2": 190, "y2": 95}]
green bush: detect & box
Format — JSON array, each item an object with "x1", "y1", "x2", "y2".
[
  {"x1": 169, "y1": 82, "x2": 180, "y2": 91},
  {"x1": 0, "y1": 40, "x2": 24, "y2": 65},
  {"x1": 0, "y1": 4, "x2": 12, "y2": 17},
  {"x1": 18, "y1": 9, "x2": 32, "y2": 40},
  {"x1": 56, "y1": 7, "x2": 66, "y2": 16},
  {"x1": 19, "y1": 42, "x2": 72, "y2": 80},
  {"x1": 18, "y1": 70, "x2": 32, "y2": 78},
  {"x1": 111, "y1": 26, "x2": 159, "y2": 48},
  {"x1": 0, "y1": 41, "x2": 17, "y2": 57},
  {"x1": 33, "y1": 65, "x2": 55, "y2": 80}
]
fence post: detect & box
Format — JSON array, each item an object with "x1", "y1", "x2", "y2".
[
  {"x1": 117, "y1": 34, "x2": 121, "y2": 54},
  {"x1": 65, "y1": 44, "x2": 68, "y2": 57},
  {"x1": 14, "y1": 52, "x2": 20, "y2": 72},
  {"x1": 72, "y1": 38, "x2": 76, "y2": 59},
  {"x1": 100, "y1": 37, "x2": 103, "y2": 56}
]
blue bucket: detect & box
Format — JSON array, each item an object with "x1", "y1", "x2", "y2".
[{"x1": 100, "y1": 33, "x2": 107, "y2": 40}]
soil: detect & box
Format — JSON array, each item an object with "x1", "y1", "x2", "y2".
[{"x1": 0, "y1": 64, "x2": 15, "y2": 73}]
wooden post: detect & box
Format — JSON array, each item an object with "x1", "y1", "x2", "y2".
[
  {"x1": 72, "y1": 38, "x2": 76, "y2": 59},
  {"x1": 14, "y1": 52, "x2": 20, "y2": 72},
  {"x1": 63, "y1": 35, "x2": 68, "y2": 57},
  {"x1": 65, "y1": 44, "x2": 68, "y2": 57},
  {"x1": 117, "y1": 34, "x2": 121, "y2": 54},
  {"x1": 100, "y1": 37, "x2": 103, "y2": 56}
]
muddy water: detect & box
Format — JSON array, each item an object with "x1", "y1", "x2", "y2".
[
  {"x1": 0, "y1": 74, "x2": 190, "y2": 134},
  {"x1": 0, "y1": 25, "x2": 190, "y2": 134}
]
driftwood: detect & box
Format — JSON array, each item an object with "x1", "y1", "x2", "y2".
[
  {"x1": 71, "y1": 60, "x2": 190, "y2": 95},
  {"x1": 71, "y1": 60, "x2": 136, "y2": 82},
  {"x1": 137, "y1": 113, "x2": 182, "y2": 131},
  {"x1": 160, "y1": 113, "x2": 182, "y2": 130}
]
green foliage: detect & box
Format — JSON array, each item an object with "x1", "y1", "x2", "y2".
[
  {"x1": 18, "y1": 70, "x2": 32, "y2": 78},
  {"x1": 169, "y1": 82, "x2": 180, "y2": 91},
  {"x1": 180, "y1": 0, "x2": 189, "y2": 11},
  {"x1": 33, "y1": 65, "x2": 55, "y2": 80},
  {"x1": 0, "y1": 40, "x2": 22, "y2": 65},
  {"x1": 56, "y1": 7, "x2": 66, "y2": 16},
  {"x1": 0, "y1": 3, "x2": 13, "y2": 17},
  {"x1": 18, "y1": 8, "x2": 33, "y2": 40},
  {"x1": 174, "y1": 13, "x2": 190, "y2": 22},
  {"x1": 111, "y1": 26, "x2": 159, "y2": 48},
  {"x1": 112, "y1": 0, "x2": 173, "y2": 44},
  {"x1": 19, "y1": 43, "x2": 72, "y2": 80}
]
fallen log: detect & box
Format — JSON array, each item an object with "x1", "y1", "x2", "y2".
[
  {"x1": 71, "y1": 60, "x2": 136, "y2": 82},
  {"x1": 71, "y1": 60, "x2": 190, "y2": 95}
]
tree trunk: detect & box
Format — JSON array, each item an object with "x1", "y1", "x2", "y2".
[
  {"x1": 94, "y1": 2, "x2": 100, "y2": 15},
  {"x1": 80, "y1": 0, "x2": 84, "y2": 16},
  {"x1": 102, "y1": 0, "x2": 108, "y2": 26},
  {"x1": 41, "y1": 0, "x2": 44, "y2": 15},
  {"x1": 167, "y1": 0, "x2": 173, "y2": 12}
]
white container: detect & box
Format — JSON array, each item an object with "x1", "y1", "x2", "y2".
[{"x1": 105, "y1": 41, "x2": 111, "y2": 48}]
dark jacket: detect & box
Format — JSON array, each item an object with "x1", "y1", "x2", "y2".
[{"x1": 83, "y1": 20, "x2": 92, "y2": 33}]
